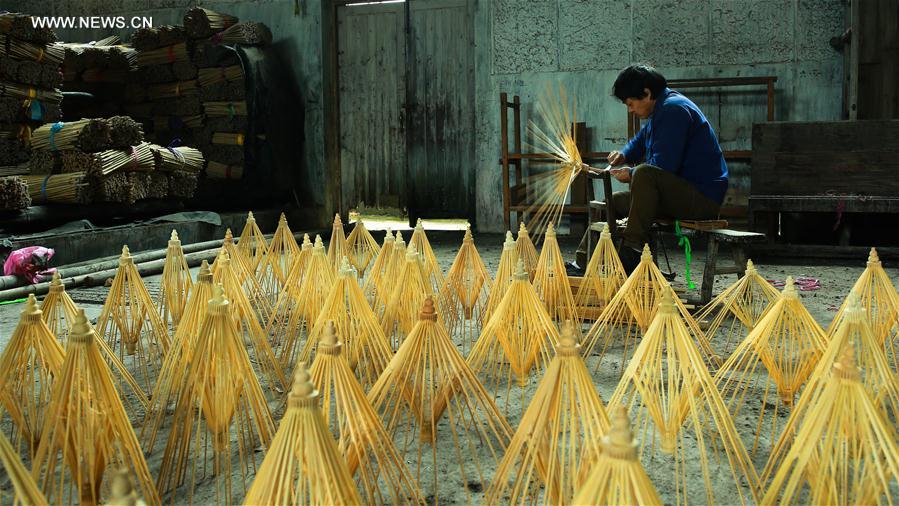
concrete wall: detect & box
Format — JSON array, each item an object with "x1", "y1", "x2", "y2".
[{"x1": 7, "y1": 0, "x2": 847, "y2": 232}]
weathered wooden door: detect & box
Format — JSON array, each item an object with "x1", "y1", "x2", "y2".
[
  {"x1": 405, "y1": 0, "x2": 476, "y2": 221},
  {"x1": 337, "y1": 2, "x2": 407, "y2": 213}
]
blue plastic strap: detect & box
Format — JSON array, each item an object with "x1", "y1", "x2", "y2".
[
  {"x1": 40, "y1": 174, "x2": 51, "y2": 203},
  {"x1": 48, "y1": 121, "x2": 64, "y2": 151}
]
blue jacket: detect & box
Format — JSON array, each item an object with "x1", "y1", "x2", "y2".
[{"x1": 621, "y1": 88, "x2": 728, "y2": 204}]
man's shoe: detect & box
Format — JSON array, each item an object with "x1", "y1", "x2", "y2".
[
  {"x1": 565, "y1": 261, "x2": 585, "y2": 277},
  {"x1": 618, "y1": 245, "x2": 641, "y2": 275}
]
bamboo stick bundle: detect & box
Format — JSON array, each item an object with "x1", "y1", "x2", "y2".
[
  {"x1": 197, "y1": 65, "x2": 243, "y2": 87},
  {"x1": 89, "y1": 172, "x2": 128, "y2": 203},
  {"x1": 198, "y1": 80, "x2": 245, "y2": 102},
  {"x1": 7, "y1": 58, "x2": 62, "y2": 89},
  {"x1": 237, "y1": 210, "x2": 267, "y2": 272},
  {"x1": 0, "y1": 431, "x2": 48, "y2": 505},
  {"x1": 202, "y1": 100, "x2": 247, "y2": 118},
  {"x1": 693, "y1": 259, "x2": 780, "y2": 352},
  {"x1": 94, "y1": 245, "x2": 171, "y2": 400},
  {"x1": 151, "y1": 144, "x2": 204, "y2": 172},
  {"x1": 483, "y1": 231, "x2": 518, "y2": 323},
  {"x1": 0, "y1": 35, "x2": 64, "y2": 65},
  {"x1": 580, "y1": 244, "x2": 718, "y2": 373},
  {"x1": 572, "y1": 406, "x2": 663, "y2": 505},
  {"x1": 191, "y1": 40, "x2": 241, "y2": 69},
  {"x1": 410, "y1": 218, "x2": 444, "y2": 293},
  {"x1": 367, "y1": 298, "x2": 514, "y2": 503},
  {"x1": 184, "y1": 8, "x2": 239, "y2": 39},
  {"x1": 270, "y1": 236, "x2": 335, "y2": 372},
  {"x1": 165, "y1": 169, "x2": 197, "y2": 199},
  {"x1": 40, "y1": 272, "x2": 80, "y2": 343},
  {"x1": 0, "y1": 82, "x2": 62, "y2": 105},
  {"x1": 31, "y1": 309, "x2": 160, "y2": 506},
  {"x1": 0, "y1": 295, "x2": 64, "y2": 459},
  {"x1": 760, "y1": 342, "x2": 899, "y2": 505},
  {"x1": 575, "y1": 223, "x2": 627, "y2": 318},
  {"x1": 214, "y1": 22, "x2": 273, "y2": 46},
  {"x1": 327, "y1": 213, "x2": 348, "y2": 271},
  {"x1": 244, "y1": 365, "x2": 362, "y2": 505},
  {"x1": 257, "y1": 212, "x2": 300, "y2": 302},
  {"x1": 607, "y1": 286, "x2": 761, "y2": 505},
  {"x1": 141, "y1": 261, "x2": 214, "y2": 453},
  {"x1": 212, "y1": 252, "x2": 285, "y2": 393},
  {"x1": 105, "y1": 116, "x2": 143, "y2": 149},
  {"x1": 135, "y1": 42, "x2": 189, "y2": 67},
  {"x1": 467, "y1": 260, "x2": 560, "y2": 415},
  {"x1": 713, "y1": 277, "x2": 828, "y2": 460},
  {"x1": 309, "y1": 322, "x2": 423, "y2": 504},
  {"x1": 0, "y1": 13, "x2": 57, "y2": 44},
  {"x1": 147, "y1": 171, "x2": 168, "y2": 199},
  {"x1": 22, "y1": 172, "x2": 90, "y2": 204},
  {"x1": 515, "y1": 222, "x2": 539, "y2": 280},
  {"x1": 157, "y1": 230, "x2": 192, "y2": 331},
  {"x1": 263, "y1": 234, "x2": 313, "y2": 352},
  {"x1": 486, "y1": 322, "x2": 610, "y2": 505},
  {"x1": 130, "y1": 26, "x2": 187, "y2": 52},
  {"x1": 361, "y1": 229, "x2": 394, "y2": 306},
  {"x1": 346, "y1": 218, "x2": 380, "y2": 278},
  {"x1": 439, "y1": 225, "x2": 491, "y2": 353},
  {"x1": 125, "y1": 171, "x2": 150, "y2": 202},
  {"x1": 31, "y1": 119, "x2": 110, "y2": 152},
  {"x1": 0, "y1": 174, "x2": 30, "y2": 209},
  {"x1": 80, "y1": 67, "x2": 129, "y2": 83},
  {"x1": 533, "y1": 223, "x2": 579, "y2": 324},
  {"x1": 0, "y1": 161, "x2": 29, "y2": 176},
  {"x1": 380, "y1": 244, "x2": 440, "y2": 351},
  {"x1": 762, "y1": 292, "x2": 899, "y2": 487},
  {"x1": 1, "y1": 95, "x2": 59, "y2": 124},
  {"x1": 826, "y1": 247, "x2": 899, "y2": 368},
  {"x1": 156, "y1": 286, "x2": 275, "y2": 504},
  {"x1": 300, "y1": 258, "x2": 393, "y2": 391},
  {"x1": 145, "y1": 79, "x2": 198, "y2": 101}
]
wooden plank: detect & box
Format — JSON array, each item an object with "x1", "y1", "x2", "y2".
[{"x1": 749, "y1": 195, "x2": 899, "y2": 213}]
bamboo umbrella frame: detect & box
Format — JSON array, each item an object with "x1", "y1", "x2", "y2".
[
  {"x1": 409, "y1": 219, "x2": 444, "y2": 293},
  {"x1": 300, "y1": 257, "x2": 393, "y2": 391},
  {"x1": 40, "y1": 271, "x2": 80, "y2": 344},
  {"x1": 213, "y1": 230, "x2": 271, "y2": 320},
  {"x1": 380, "y1": 244, "x2": 439, "y2": 351},
  {"x1": 268, "y1": 236, "x2": 335, "y2": 372},
  {"x1": 262, "y1": 233, "x2": 312, "y2": 330},
  {"x1": 155, "y1": 286, "x2": 275, "y2": 504},
  {"x1": 694, "y1": 259, "x2": 781, "y2": 353},
  {"x1": 141, "y1": 261, "x2": 215, "y2": 454},
  {"x1": 581, "y1": 244, "x2": 718, "y2": 373},
  {"x1": 212, "y1": 252, "x2": 288, "y2": 393},
  {"x1": 533, "y1": 223, "x2": 579, "y2": 324},
  {"x1": 515, "y1": 222, "x2": 539, "y2": 281},
  {"x1": 257, "y1": 213, "x2": 300, "y2": 302},
  {"x1": 467, "y1": 259, "x2": 560, "y2": 415},
  {"x1": 370, "y1": 231, "x2": 407, "y2": 318},
  {"x1": 760, "y1": 342, "x2": 899, "y2": 505},
  {"x1": 237, "y1": 211, "x2": 268, "y2": 272},
  {"x1": 483, "y1": 231, "x2": 518, "y2": 324},
  {"x1": 575, "y1": 223, "x2": 627, "y2": 317},
  {"x1": 346, "y1": 218, "x2": 380, "y2": 278},
  {"x1": 439, "y1": 225, "x2": 492, "y2": 353},
  {"x1": 607, "y1": 287, "x2": 761, "y2": 505},
  {"x1": 327, "y1": 213, "x2": 349, "y2": 272},
  {"x1": 0, "y1": 431, "x2": 48, "y2": 505},
  {"x1": 157, "y1": 230, "x2": 192, "y2": 331},
  {"x1": 95, "y1": 245, "x2": 170, "y2": 400},
  {"x1": 243, "y1": 366, "x2": 362, "y2": 505},
  {"x1": 485, "y1": 322, "x2": 610, "y2": 505},
  {"x1": 367, "y1": 297, "x2": 514, "y2": 504},
  {"x1": 762, "y1": 292, "x2": 899, "y2": 486},
  {"x1": 0, "y1": 295, "x2": 64, "y2": 460},
  {"x1": 31, "y1": 310, "x2": 160, "y2": 506},
  {"x1": 713, "y1": 277, "x2": 828, "y2": 459},
  {"x1": 571, "y1": 406, "x2": 663, "y2": 506},
  {"x1": 309, "y1": 322, "x2": 424, "y2": 504},
  {"x1": 361, "y1": 229, "x2": 395, "y2": 307},
  {"x1": 826, "y1": 248, "x2": 899, "y2": 368}
]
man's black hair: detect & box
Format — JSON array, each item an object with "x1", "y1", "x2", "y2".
[{"x1": 612, "y1": 64, "x2": 667, "y2": 102}]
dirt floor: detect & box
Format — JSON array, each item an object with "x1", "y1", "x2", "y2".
[{"x1": 0, "y1": 228, "x2": 896, "y2": 504}]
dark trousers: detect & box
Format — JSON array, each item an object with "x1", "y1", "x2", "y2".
[{"x1": 612, "y1": 164, "x2": 721, "y2": 249}]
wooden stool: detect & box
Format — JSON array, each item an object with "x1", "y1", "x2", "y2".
[{"x1": 700, "y1": 229, "x2": 767, "y2": 305}]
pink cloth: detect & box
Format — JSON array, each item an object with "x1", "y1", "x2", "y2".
[{"x1": 3, "y1": 246, "x2": 56, "y2": 284}]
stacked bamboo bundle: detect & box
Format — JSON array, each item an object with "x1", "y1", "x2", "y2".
[
  {"x1": 0, "y1": 175, "x2": 30, "y2": 209},
  {"x1": 60, "y1": 38, "x2": 136, "y2": 122}
]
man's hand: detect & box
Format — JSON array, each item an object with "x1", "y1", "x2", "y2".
[
  {"x1": 610, "y1": 167, "x2": 632, "y2": 183},
  {"x1": 607, "y1": 150, "x2": 627, "y2": 166}
]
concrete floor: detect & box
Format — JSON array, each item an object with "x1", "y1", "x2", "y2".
[{"x1": 0, "y1": 230, "x2": 896, "y2": 503}]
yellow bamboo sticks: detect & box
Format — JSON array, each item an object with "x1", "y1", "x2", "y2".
[
  {"x1": 157, "y1": 230, "x2": 192, "y2": 330},
  {"x1": 328, "y1": 213, "x2": 349, "y2": 271},
  {"x1": 575, "y1": 223, "x2": 627, "y2": 318},
  {"x1": 39, "y1": 272, "x2": 80, "y2": 344},
  {"x1": 380, "y1": 244, "x2": 437, "y2": 351},
  {"x1": 439, "y1": 225, "x2": 492, "y2": 353},
  {"x1": 362, "y1": 229, "x2": 395, "y2": 307},
  {"x1": 32, "y1": 310, "x2": 160, "y2": 506},
  {"x1": 309, "y1": 322, "x2": 423, "y2": 504},
  {"x1": 257, "y1": 212, "x2": 300, "y2": 301},
  {"x1": 485, "y1": 322, "x2": 610, "y2": 505},
  {"x1": 515, "y1": 222, "x2": 539, "y2": 281},
  {"x1": 410, "y1": 219, "x2": 445, "y2": 293},
  {"x1": 367, "y1": 297, "x2": 513, "y2": 503},
  {"x1": 0, "y1": 431, "x2": 47, "y2": 505},
  {"x1": 237, "y1": 210, "x2": 267, "y2": 272},
  {"x1": 533, "y1": 223, "x2": 579, "y2": 324},
  {"x1": 346, "y1": 218, "x2": 380, "y2": 278},
  {"x1": 213, "y1": 230, "x2": 271, "y2": 321},
  {"x1": 244, "y1": 365, "x2": 362, "y2": 505}
]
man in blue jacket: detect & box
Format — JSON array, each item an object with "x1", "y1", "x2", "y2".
[{"x1": 605, "y1": 64, "x2": 728, "y2": 273}]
